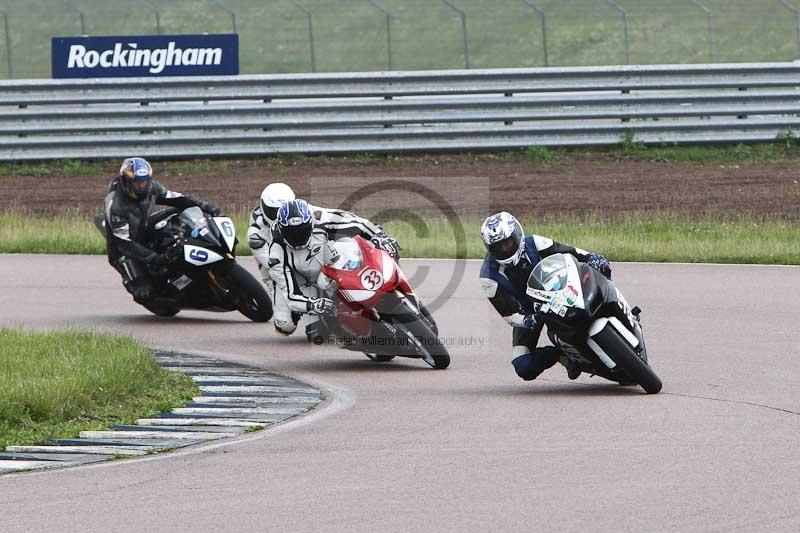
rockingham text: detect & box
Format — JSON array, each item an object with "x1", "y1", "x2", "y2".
[{"x1": 66, "y1": 42, "x2": 223, "y2": 74}]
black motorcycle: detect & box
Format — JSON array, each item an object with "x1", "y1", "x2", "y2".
[
  {"x1": 526, "y1": 253, "x2": 662, "y2": 394},
  {"x1": 95, "y1": 206, "x2": 272, "y2": 321}
]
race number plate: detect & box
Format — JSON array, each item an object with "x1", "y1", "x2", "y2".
[{"x1": 359, "y1": 268, "x2": 383, "y2": 290}]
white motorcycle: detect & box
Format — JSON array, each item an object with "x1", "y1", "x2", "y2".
[{"x1": 526, "y1": 253, "x2": 662, "y2": 394}]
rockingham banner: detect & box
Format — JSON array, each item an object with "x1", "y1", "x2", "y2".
[{"x1": 51, "y1": 34, "x2": 238, "y2": 78}]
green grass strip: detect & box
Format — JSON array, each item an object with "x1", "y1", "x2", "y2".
[
  {"x1": 0, "y1": 330, "x2": 198, "y2": 449},
  {"x1": 383, "y1": 215, "x2": 800, "y2": 264},
  {"x1": 1, "y1": 211, "x2": 798, "y2": 264}
]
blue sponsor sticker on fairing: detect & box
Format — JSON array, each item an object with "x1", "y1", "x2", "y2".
[{"x1": 51, "y1": 34, "x2": 238, "y2": 78}]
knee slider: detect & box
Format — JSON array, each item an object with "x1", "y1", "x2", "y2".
[
  {"x1": 274, "y1": 318, "x2": 298, "y2": 336},
  {"x1": 512, "y1": 353, "x2": 543, "y2": 381}
]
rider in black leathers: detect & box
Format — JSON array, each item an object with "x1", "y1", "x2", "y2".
[{"x1": 103, "y1": 157, "x2": 220, "y2": 304}]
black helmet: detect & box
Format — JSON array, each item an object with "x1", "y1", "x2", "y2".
[
  {"x1": 119, "y1": 157, "x2": 153, "y2": 199},
  {"x1": 277, "y1": 199, "x2": 313, "y2": 248}
]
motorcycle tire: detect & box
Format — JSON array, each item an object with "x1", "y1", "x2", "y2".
[
  {"x1": 365, "y1": 353, "x2": 395, "y2": 363},
  {"x1": 143, "y1": 302, "x2": 180, "y2": 317},
  {"x1": 418, "y1": 300, "x2": 439, "y2": 336},
  {"x1": 395, "y1": 315, "x2": 450, "y2": 370},
  {"x1": 221, "y1": 263, "x2": 273, "y2": 322},
  {"x1": 592, "y1": 324, "x2": 662, "y2": 394}
]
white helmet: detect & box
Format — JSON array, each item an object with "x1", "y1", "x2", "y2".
[
  {"x1": 260, "y1": 183, "x2": 296, "y2": 223},
  {"x1": 480, "y1": 212, "x2": 525, "y2": 266}
]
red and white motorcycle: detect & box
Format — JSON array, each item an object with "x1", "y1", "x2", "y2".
[{"x1": 317, "y1": 236, "x2": 450, "y2": 369}]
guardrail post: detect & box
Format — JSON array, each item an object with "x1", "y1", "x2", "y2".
[
  {"x1": 688, "y1": 0, "x2": 717, "y2": 62},
  {"x1": 367, "y1": 0, "x2": 394, "y2": 70},
  {"x1": 63, "y1": 1, "x2": 87, "y2": 35},
  {"x1": 606, "y1": 0, "x2": 630, "y2": 65},
  {"x1": 286, "y1": 0, "x2": 316, "y2": 72},
  {"x1": 210, "y1": 0, "x2": 237, "y2": 33},
  {"x1": 1, "y1": 11, "x2": 11, "y2": 78},
  {"x1": 522, "y1": 1, "x2": 548, "y2": 67},
  {"x1": 137, "y1": 0, "x2": 162, "y2": 35},
  {"x1": 780, "y1": 0, "x2": 800, "y2": 57},
  {"x1": 442, "y1": 0, "x2": 469, "y2": 68}
]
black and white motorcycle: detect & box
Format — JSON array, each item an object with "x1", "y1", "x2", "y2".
[
  {"x1": 95, "y1": 206, "x2": 272, "y2": 321},
  {"x1": 526, "y1": 253, "x2": 662, "y2": 394}
]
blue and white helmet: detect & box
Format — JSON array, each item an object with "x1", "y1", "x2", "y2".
[
  {"x1": 119, "y1": 157, "x2": 153, "y2": 199},
  {"x1": 277, "y1": 199, "x2": 313, "y2": 248},
  {"x1": 480, "y1": 212, "x2": 525, "y2": 265}
]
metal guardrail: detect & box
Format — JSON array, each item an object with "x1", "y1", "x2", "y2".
[{"x1": 2, "y1": 63, "x2": 800, "y2": 161}]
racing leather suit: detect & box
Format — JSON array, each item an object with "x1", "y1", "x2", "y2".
[
  {"x1": 479, "y1": 235, "x2": 604, "y2": 380},
  {"x1": 258, "y1": 207, "x2": 384, "y2": 336},
  {"x1": 104, "y1": 177, "x2": 215, "y2": 303}
]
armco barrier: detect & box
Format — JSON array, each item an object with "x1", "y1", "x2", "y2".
[{"x1": 2, "y1": 63, "x2": 800, "y2": 161}]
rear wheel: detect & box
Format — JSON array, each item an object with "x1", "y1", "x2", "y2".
[
  {"x1": 218, "y1": 263, "x2": 273, "y2": 322},
  {"x1": 592, "y1": 325, "x2": 662, "y2": 394}
]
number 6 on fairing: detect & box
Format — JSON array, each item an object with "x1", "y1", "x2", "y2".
[{"x1": 189, "y1": 248, "x2": 208, "y2": 262}]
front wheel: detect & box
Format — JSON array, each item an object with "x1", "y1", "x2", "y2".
[
  {"x1": 143, "y1": 302, "x2": 180, "y2": 317},
  {"x1": 217, "y1": 262, "x2": 273, "y2": 322},
  {"x1": 395, "y1": 316, "x2": 450, "y2": 369},
  {"x1": 365, "y1": 353, "x2": 395, "y2": 363},
  {"x1": 592, "y1": 324, "x2": 662, "y2": 394}
]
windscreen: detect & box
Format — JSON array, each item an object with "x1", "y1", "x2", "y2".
[
  {"x1": 178, "y1": 206, "x2": 208, "y2": 231},
  {"x1": 528, "y1": 254, "x2": 569, "y2": 292},
  {"x1": 326, "y1": 238, "x2": 363, "y2": 271}
]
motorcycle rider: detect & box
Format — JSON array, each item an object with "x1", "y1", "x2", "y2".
[
  {"x1": 248, "y1": 184, "x2": 399, "y2": 335},
  {"x1": 104, "y1": 157, "x2": 220, "y2": 305},
  {"x1": 479, "y1": 211, "x2": 612, "y2": 381},
  {"x1": 267, "y1": 198, "x2": 399, "y2": 340}
]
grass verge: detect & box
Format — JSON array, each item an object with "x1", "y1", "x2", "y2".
[
  {"x1": 0, "y1": 330, "x2": 198, "y2": 449},
  {"x1": 1, "y1": 210, "x2": 798, "y2": 265}
]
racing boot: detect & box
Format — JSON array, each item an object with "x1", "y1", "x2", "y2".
[{"x1": 566, "y1": 359, "x2": 583, "y2": 380}]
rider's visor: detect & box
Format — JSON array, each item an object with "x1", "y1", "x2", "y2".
[
  {"x1": 131, "y1": 176, "x2": 152, "y2": 195},
  {"x1": 261, "y1": 200, "x2": 280, "y2": 223},
  {"x1": 282, "y1": 222, "x2": 313, "y2": 248},
  {"x1": 486, "y1": 225, "x2": 522, "y2": 261}
]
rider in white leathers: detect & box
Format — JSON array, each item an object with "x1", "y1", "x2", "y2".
[{"x1": 257, "y1": 193, "x2": 399, "y2": 338}]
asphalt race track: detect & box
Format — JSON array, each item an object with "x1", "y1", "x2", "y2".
[{"x1": 1, "y1": 255, "x2": 798, "y2": 532}]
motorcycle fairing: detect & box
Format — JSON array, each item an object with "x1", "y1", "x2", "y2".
[
  {"x1": 184, "y1": 244, "x2": 224, "y2": 266},
  {"x1": 213, "y1": 216, "x2": 237, "y2": 252}
]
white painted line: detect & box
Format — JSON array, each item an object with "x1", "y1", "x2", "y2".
[
  {"x1": 200, "y1": 385, "x2": 318, "y2": 393},
  {"x1": 191, "y1": 395, "x2": 319, "y2": 404},
  {"x1": 136, "y1": 418, "x2": 266, "y2": 427},
  {"x1": 161, "y1": 366, "x2": 273, "y2": 375},
  {"x1": 190, "y1": 375, "x2": 289, "y2": 383},
  {"x1": 5, "y1": 446, "x2": 150, "y2": 456},
  {"x1": 171, "y1": 406, "x2": 305, "y2": 415},
  {"x1": 79, "y1": 430, "x2": 233, "y2": 440},
  {"x1": 0, "y1": 460, "x2": 70, "y2": 471}
]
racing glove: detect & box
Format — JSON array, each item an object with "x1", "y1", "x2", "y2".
[
  {"x1": 200, "y1": 202, "x2": 221, "y2": 217},
  {"x1": 307, "y1": 297, "x2": 336, "y2": 315},
  {"x1": 371, "y1": 233, "x2": 401, "y2": 261},
  {"x1": 586, "y1": 253, "x2": 612, "y2": 280},
  {"x1": 522, "y1": 314, "x2": 538, "y2": 329}
]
